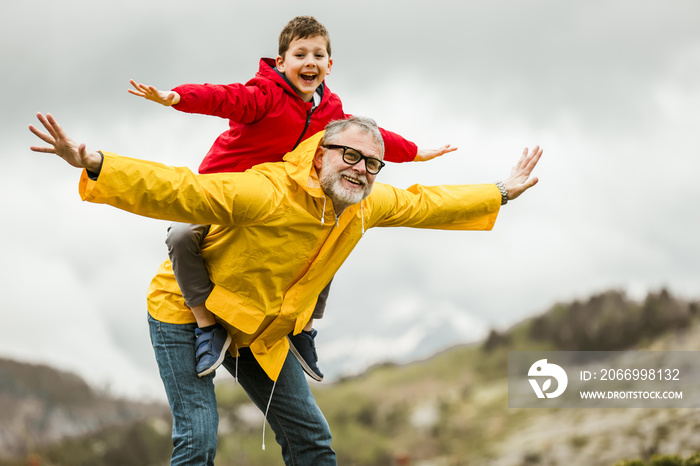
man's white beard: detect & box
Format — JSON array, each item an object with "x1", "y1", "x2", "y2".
[{"x1": 318, "y1": 163, "x2": 371, "y2": 211}]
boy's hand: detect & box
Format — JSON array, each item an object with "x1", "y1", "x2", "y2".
[
  {"x1": 502, "y1": 146, "x2": 542, "y2": 201},
  {"x1": 128, "y1": 79, "x2": 181, "y2": 106},
  {"x1": 29, "y1": 113, "x2": 103, "y2": 173},
  {"x1": 414, "y1": 144, "x2": 458, "y2": 162}
]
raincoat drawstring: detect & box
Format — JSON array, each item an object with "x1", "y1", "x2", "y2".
[
  {"x1": 360, "y1": 200, "x2": 365, "y2": 236},
  {"x1": 261, "y1": 378, "x2": 278, "y2": 450},
  {"x1": 233, "y1": 342, "x2": 239, "y2": 386}
]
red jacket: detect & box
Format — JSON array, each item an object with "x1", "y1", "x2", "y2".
[{"x1": 172, "y1": 58, "x2": 418, "y2": 174}]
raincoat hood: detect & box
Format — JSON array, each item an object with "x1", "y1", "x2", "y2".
[{"x1": 283, "y1": 131, "x2": 326, "y2": 199}]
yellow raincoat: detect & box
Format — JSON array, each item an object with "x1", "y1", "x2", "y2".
[{"x1": 79, "y1": 131, "x2": 501, "y2": 380}]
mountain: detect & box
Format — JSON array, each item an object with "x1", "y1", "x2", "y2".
[
  {"x1": 0, "y1": 358, "x2": 170, "y2": 466},
  {"x1": 2, "y1": 288, "x2": 698, "y2": 466}
]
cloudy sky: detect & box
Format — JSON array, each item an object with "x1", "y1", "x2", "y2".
[{"x1": 2, "y1": 1, "x2": 699, "y2": 400}]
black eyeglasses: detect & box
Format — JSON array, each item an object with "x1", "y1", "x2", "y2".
[{"x1": 322, "y1": 144, "x2": 385, "y2": 175}]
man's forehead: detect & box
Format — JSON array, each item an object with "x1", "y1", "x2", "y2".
[{"x1": 331, "y1": 127, "x2": 382, "y2": 157}]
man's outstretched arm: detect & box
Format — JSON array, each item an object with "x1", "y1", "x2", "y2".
[
  {"x1": 369, "y1": 145, "x2": 543, "y2": 231},
  {"x1": 28, "y1": 112, "x2": 277, "y2": 227}
]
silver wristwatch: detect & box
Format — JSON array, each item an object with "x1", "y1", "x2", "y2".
[{"x1": 495, "y1": 181, "x2": 508, "y2": 205}]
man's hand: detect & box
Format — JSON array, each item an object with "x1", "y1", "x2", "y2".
[
  {"x1": 29, "y1": 113, "x2": 103, "y2": 172},
  {"x1": 414, "y1": 144, "x2": 458, "y2": 162},
  {"x1": 128, "y1": 79, "x2": 181, "y2": 106},
  {"x1": 502, "y1": 146, "x2": 543, "y2": 201}
]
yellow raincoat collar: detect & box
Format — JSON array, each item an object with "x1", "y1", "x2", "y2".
[{"x1": 283, "y1": 131, "x2": 365, "y2": 230}]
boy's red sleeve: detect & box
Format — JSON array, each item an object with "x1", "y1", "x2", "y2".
[
  {"x1": 171, "y1": 82, "x2": 273, "y2": 124},
  {"x1": 378, "y1": 127, "x2": 418, "y2": 163}
]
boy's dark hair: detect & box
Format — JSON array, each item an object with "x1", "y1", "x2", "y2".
[{"x1": 278, "y1": 16, "x2": 331, "y2": 57}]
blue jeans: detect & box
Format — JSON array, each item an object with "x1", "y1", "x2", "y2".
[{"x1": 148, "y1": 314, "x2": 336, "y2": 465}]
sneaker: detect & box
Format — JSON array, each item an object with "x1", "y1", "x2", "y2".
[
  {"x1": 195, "y1": 324, "x2": 232, "y2": 377},
  {"x1": 288, "y1": 329, "x2": 324, "y2": 381}
]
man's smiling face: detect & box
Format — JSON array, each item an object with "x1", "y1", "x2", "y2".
[{"x1": 314, "y1": 126, "x2": 382, "y2": 214}]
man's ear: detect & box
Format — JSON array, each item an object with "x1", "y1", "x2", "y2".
[
  {"x1": 313, "y1": 146, "x2": 325, "y2": 170},
  {"x1": 275, "y1": 55, "x2": 285, "y2": 72}
]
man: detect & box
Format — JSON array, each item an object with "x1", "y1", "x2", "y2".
[{"x1": 29, "y1": 112, "x2": 541, "y2": 465}]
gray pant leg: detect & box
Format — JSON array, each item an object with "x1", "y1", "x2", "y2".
[
  {"x1": 312, "y1": 278, "x2": 333, "y2": 320},
  {"x1": 166, "y1": 223, "x2": 213, "y2": 308}
]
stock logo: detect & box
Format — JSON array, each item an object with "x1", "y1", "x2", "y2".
[{"x1": 528, "y1": 359, "x2": 568, "y2": 399}]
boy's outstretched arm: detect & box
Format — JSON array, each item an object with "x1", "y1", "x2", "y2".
[
  {"x1": 29, "y1": 113, "x2": 103, "y2": 172},
  {"x1": 414, "y1": 144, "x2": 458, "y2": 162},
  {"x1": 129, "y1": 79, "x2": 181, "y2": 106}
]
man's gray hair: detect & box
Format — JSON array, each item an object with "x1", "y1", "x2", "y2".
[{"x1": 320, "y1": 116, "x2": 385, "y2": 157}]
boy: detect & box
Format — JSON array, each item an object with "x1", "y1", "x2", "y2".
[{"x1": 129, "y1": 16, "x2": 455, "y2": 380}]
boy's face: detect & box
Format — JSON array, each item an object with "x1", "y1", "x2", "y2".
[{"x1": 276, "y1": 35, "x2": 332, "y2": 103}]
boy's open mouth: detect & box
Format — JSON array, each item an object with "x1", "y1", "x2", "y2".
[{"x1": 300, "y1": 73, "x2": 317, "y2": 83}]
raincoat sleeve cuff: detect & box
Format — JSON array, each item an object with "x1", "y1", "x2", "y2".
[
  {"x1": 84, "y1": 151, "x2": 104, "y2": 181},
  {"x1": 78, "y1": 151, "x2": 111, "y2": 201}
]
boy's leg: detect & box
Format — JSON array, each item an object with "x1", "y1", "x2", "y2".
[
  {"x1": 190, "y1": 303, "x2": 217, "y2": 327},
  {"x1": 166, "y1": 222, "x2": 231, "y2": 376},
  {"x1": 166, "y1": 223, "x2": 213, "y2": 308},
  {"x1": 311, "y1": 278, "x2": 333, "y2": 320},
  {"x1": 147, "y1": 315, "x2": 220, "y2": 466},
  {"x1": 225, "y1": 348, "x2": 336, "y2": 465},
  {"x1": 288, "y1": 279, "x2": 333, "y2": 381}
]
